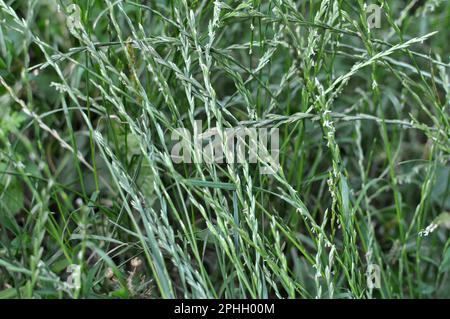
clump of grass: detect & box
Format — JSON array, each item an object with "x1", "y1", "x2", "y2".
[{"x1": 0, "y1": 0, "x2": 449, "y2": 299}]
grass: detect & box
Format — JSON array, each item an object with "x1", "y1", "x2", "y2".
[{"x1": 0, "y1": 0, "x2": 449, "y2": 299}]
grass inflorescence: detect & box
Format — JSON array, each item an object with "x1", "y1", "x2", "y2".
[{"x1": 0, "y1": 0, "x2": 449, "y2": 299}]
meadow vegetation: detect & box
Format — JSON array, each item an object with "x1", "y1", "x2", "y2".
[{"x1": 0, "y1": 0, "x2": 449, "y2": 298}]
